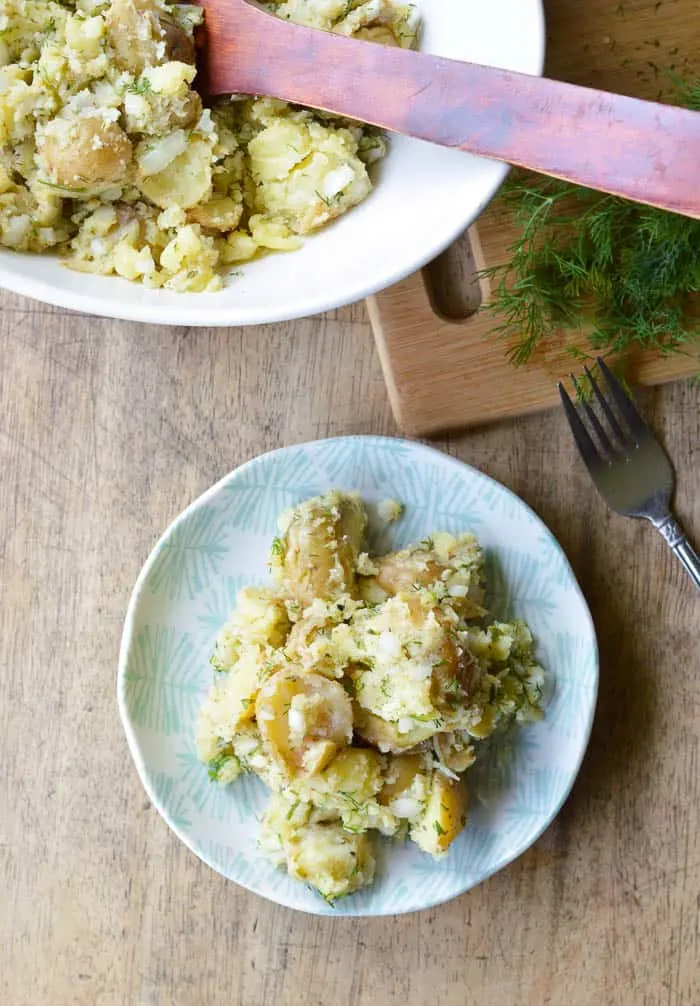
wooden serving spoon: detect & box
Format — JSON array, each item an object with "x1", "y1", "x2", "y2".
[{"x1": 197, "y1": 0, "x2": 700, "y2": 219}]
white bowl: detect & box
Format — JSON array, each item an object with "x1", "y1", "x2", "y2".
[
  {"x1": 117, "y1": 436, "x2": 598, "y2": 916},
  {"x1": 0, "y1": 0, "x2": 544, "y2": 326}
]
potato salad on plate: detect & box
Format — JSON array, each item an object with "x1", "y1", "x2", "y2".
[{"x1": 196, "y1": 491, "x2": 546, "y2": 903}]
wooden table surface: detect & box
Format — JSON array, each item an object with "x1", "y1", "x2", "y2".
[
  {"x1": 2, "y1": 287, "x2": 699, "y2": 1005},
  {"x1": 2, "y1": 0, "x2": 700, "y2": 1001}
]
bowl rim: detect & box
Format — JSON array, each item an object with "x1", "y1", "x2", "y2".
[
  {"x1": 117, "y1": 434, "x2": 599, "y2": 916},
  {"x1": 0, "y1": 3, "x2": 545, "y2": 326}
]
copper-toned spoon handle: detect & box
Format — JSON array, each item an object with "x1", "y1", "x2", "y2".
[{"x1": 203, "y1": 1, "x2": 700, "y2": 218}]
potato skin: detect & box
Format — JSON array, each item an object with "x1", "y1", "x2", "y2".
[
  {"x1": 373, "y1": 547, "x2": 444, "y2": 596},
  {"x1": 410, "y1": 772, "x2": 467, "y2": 856},
  {"x1": 105, "y1": 0, "x2": 194, "y2": 74},
  {"x1": 278, "y1": 492, "x2": 367, "y2": 606},
  {"x1": 285, "y1": 824, "x2": 375, "y2": 901},
  {"x1": 160, "y1": 17, "x2": 196, "y2": 65},
  {"x1": 353, "y1": 705, "x2": 435, "y2": 753},
  {"x1": 38, "y1": 117, "x2": 132, "y2": 188},
  {"x1": 255, "y1": 670, "x2": 353, "y2": 776}
]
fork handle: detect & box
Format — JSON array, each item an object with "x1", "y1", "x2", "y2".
[{"x1": 654, "y1": 515, "x2": 700, "y2": 591}]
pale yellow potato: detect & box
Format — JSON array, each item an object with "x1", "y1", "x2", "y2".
[
  {"x1": 362, "y1": 533, "x2": 484, "y2": 617},
  {"x1": 379, "y1": 753, "x2": 433, "y2": 822},
  {"x1": 308, "y1": 747, "x2": 384, "y2": 803},
  {"x1": 433, "y1": 731, "x2": 476, "y2": 773},
  {"x1": 346, "y1": 594, "x2": 477, "y2": 732},
  {"x1": 410, "y1": 772, "x2": 467, "y2": 856},
  {"x1": 196, "y1": 634, "x2": 277, "y2": 760},
  {"x1": 255, "y1": 670, "x2": 353, "y2": 776},
  {"x1": 380, "y1": 753, "x2": 425, "y2": 803},
  {"x1": 212, "y1": 587, "x2": 291, "y2": 662},
  {"x1": 291, "y1": 747, "x2": 399, "y2": 836},
  {"x1": 231, "y1": 724, "x2": 279, "y2": 788},
  {"x1": 37, "y1": 116, "x2": 132, "y2": 189},
  {"x1": 105, "y1": 0, "x2": 193, "y2": 74},
  {"x1": 200, "y1": 660, "x2": 258, "y2": 737},
  {"x1": 372, "y1": 546, "x2": 445, "y2": 597},
  {"x1": 188, "y1": 196, "x2": 243, "y2": 233},
  {"x1": 138, "y1": 135, "x2": 213, "y2": 209},
  {"x1": 353, "y1": 705, "x2": 436, "y2": 754},
  {"x1": 274, "y1": 491, "x2": 367, "y2": 605},
  {"x1": 285, "y1": 824, "x2": 375, "y2": 901},
  {"x1": 284, "y1": 597, "x2": 363, "y2": 678}
]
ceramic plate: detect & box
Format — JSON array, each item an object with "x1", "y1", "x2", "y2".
[{"x1": 118, "y1": 436, "x2": 598, "y2": 915}]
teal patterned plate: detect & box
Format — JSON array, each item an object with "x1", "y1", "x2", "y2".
[{"x1": 117, "y1": 436, "x2": 598, "y2": 916}]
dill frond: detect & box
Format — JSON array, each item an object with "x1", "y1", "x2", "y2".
[{"x1": 482, "y1": 75, "x2": 700, "y2": 366}]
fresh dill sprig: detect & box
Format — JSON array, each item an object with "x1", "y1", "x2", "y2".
[{"x1": 482, "y1": 76, "x2": 700, "y2": 366}]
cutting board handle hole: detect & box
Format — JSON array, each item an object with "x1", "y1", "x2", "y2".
[{"x1": 421, "y1": 226, "x2": 489, "y2": 323}]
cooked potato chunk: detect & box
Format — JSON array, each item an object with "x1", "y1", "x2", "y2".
[
  {"x1": 317, "y1": 747, "x2": 384, "y2": 801},
  {"x1": 138, "y1": 135, "x2": 213, "y2": 208},
  {"x1": 285, "y1": 597, "x2": 363, "y2": 678},
  {"x1": 273, "y1": 491, "x2": 367, "y2": 605},
  {"x1": 215, "y1": 587, "x2": 290, "y2": 658},
  {"x1": 256, "y1": 670, "x2": 353, "y2": 776},
  {"x1": 105, "y1": 0, "x2": 193, "y2": 74},
  {"x1": 37, "y1": 115, "x2": 132, "y2": 188},
  {"x1": 353, "y1": 705, "x2": 436, "y2": 753},
  {"x1": 285, "y1": 824, "x2": 375, "y2": 901},
  {"x1": 379, "y1": 754, "x2": 431, "y2": 820},
  {"x1": 433, "y1": 731, "x2": 475, "y2": 773},
  {"x1": 344, "y1": 594, "x2": 477, "y2": 733},
  {"x1": 361, "y1": 533, "x2": 484, "y2": 617},
  {"x1": 372, "y1": 545, "x2": 445, "y2": 596},
  {"x1": 410, "y1": 772, "x2": 467, "y2": 856},
  {"x1": 294, "y1": 746, "x2": 398, "y2": 835},
  {"x1": 188, "y1": 196, "x2": 243, "y2": 232}
]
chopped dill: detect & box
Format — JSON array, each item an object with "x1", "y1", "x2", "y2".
[
  {"x1": 338, "y1": 790, "x2": 362, "y2": 811},
  {"x1": 126, "y1": 76, "x2": 153, "y2": 95},
  {"x1": 481, "y1": 75, "x2": 700, "y2": 368}
]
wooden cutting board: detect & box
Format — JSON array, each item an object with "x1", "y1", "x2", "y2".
[{"x1": 366, "y1": 0, "x2": 699, "y2": 435}]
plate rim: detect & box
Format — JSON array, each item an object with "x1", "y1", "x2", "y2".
[{"x1": 117, "y1": 434, "x2": 599, "y2": 915}]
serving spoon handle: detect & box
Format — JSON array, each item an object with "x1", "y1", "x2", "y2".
[{"x1": 200, "y1": 0, "x2": 700, "y2": 218}]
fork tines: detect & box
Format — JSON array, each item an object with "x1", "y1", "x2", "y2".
[{"x1": 558, "y1": 357, "x2": 651, "y2": 465}]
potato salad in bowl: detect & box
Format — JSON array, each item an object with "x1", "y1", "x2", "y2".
[
  {"x1": 0, "y1": 0, "x2": 418, "y2": 292},
  {"x1": 196, "y1": 490, "x2": 545, "y2": 903},
  {"x1": 0, "y1": 0, "x2": 545, "y2": 323}
]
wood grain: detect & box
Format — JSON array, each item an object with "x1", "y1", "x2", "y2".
[
  {"x1": 1, "y1": 1, "x2": 700, "y2": 1004},
  {"x1": 0, "y1": 283, "x2": 698, "y2": 1006},
  {"x1": 368, "y1": 229, "x2": 700, "y2": 434},
  {"x1": 202, "y1": 0, "x2": 700, "y2": 217}
]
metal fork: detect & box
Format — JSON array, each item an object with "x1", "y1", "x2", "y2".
[{"x1": 558, "y1": 357, "x2": 700, "y2": 591}]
